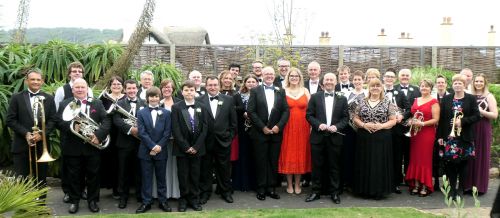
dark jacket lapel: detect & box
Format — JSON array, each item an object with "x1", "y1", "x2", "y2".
[{"x1": 23, "y1": 91, "x2": 34, "y2": 119}]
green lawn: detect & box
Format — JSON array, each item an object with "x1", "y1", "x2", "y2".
[{"x1": 60, "y1": 207, "x2": 442, "y2": 217}]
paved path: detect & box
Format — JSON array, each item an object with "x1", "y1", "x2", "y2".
[{"x1": 46, "y1": 178, "x2": 499, "y2": 216}]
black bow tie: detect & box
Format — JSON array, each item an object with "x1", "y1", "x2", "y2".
[
  {"x1": 76, "y1": 99, "x2": 88, "y2": 105},
  {"x1": 128, "y1": 99, "x2": 137, "y2": 104},
  {"x1": 209, "y1": 96, "x2": 219, "y2": 101},
  {"x1": 29, "y1": 92, "x2": 40, "y2": 98},
  {"x1": 400, "y1": 86, "x2": 408, "y2": 90},
  {"x1": 341, "y1": 84, "x2": 349, "y2": 89},
  {"x1": 149, "y1": 107, "x2": 159, "y2": 111},
  {"x1": 386, "y1": 89, "x2": 394, "y2": 93},
  {"x1": 264, "y1": 85, "x2": 274, "y2": 90},
  {"x1": 325, "y1": 92, "x2": 334, "y2": 97},
  {"x1": 186, "y1": 104, "x2": 195, "y2": 109}
]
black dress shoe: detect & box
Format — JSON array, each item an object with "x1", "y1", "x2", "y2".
[
  {"x1": 136, "y1": 203, "x2": 151, "y2": 213},
  {"x1": 178, "y1": 200, "x2": 187, "y2": 212},
  {"x1": 118, "y1": 198, "x2": 127, "y2": 209},
  {"x1": 63, "y1": 193, "x2": 70, "y2": 203},
  {"x1": 267, "y1": 192, "x2": 280, "y2": 199},
  {"x1": 88, "y1": 201, "x2": 99, "y2": 213},
  {"x1": 394, "y1": 186, "x2": 402, "y2": 194},
  {"x1": 199, "y1": 193, "x2": 210, "y2": 205},
  {"x1": 81, "y1": 191, "x2": 87, "y2": 200},
  {"x1": 190, "y1": 202, "x2": 203, "y2": 211},
  {"x1": 305, "y1": 193, "x2": 320, "y2": 202},
  {"x1": 256, "y1": 193, "x2": 266, "y2": 201},
  {"x1": 331, "y1": 194, "x2": 341, "y2": 204},
  {"x1": 68, "y1": 203, "x2": 79, "y2": 214},
  {"x1": 222, "y1": 193, "x2": 234, "y2": 203},
  {"x1": 159, "y1": 202, "x2": 172, "y2": 212}
]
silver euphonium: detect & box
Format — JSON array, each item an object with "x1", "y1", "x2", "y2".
[
  {"x1": 62, "y1": 99, "x2": 110, "y2": 150},
  {"x1": 102, "y1": 92, "x2": 140, "y2": 139}
]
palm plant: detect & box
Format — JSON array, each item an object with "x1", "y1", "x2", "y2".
[
  {"x1": 30, "y1": 40, "x2": 83, "y2": 83},
  {"x1": 135, "y1": 60, "x2": 184, "y2": 90},
  {"x1": 0, "y1": 85, "x2": 12, "y2": 166},
  {"x1": 0, "y1": 171, "x2": 51, "y2": 217},
  {"x1": 410, "y1": 66, "x2": 455, "y2": 87},
  {"x1": 83, "y1": 43, "x2": 124, "y2": 83}
]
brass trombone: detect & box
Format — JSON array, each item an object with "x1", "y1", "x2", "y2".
[
  {"x1": 449, "y1": 110, "x2": 464, "y2": 137},
  {"x1": 28, "y1": 96, "x2": 56, "y2": 177}
]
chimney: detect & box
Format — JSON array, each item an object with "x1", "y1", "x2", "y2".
[
  {"x1": 488, "y1": 25, "x2": 496, "y2": 46},
  {"x1": 399, "y1": 32, "x2": 406, "y2": 39},
  {"x1": 319, "y1": 31, "x2": 331, "y2": 45},
  {"x1": 440, "y1": 16, "x2": 453, "y2": 45},
  {"x1": 377, "y1": 28, "x2": 387, "y2": 45}
]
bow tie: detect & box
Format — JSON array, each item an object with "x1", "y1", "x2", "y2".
[
  {"x1": 149, "y1": 107, "x2": 159, "y2": 111},
  {"x1": 264, "y1": 85, "x2": 274, "y2": 90},
  {"x1": 29, "y1": 92, "x2": 40, "y2": 98},
  {"x1": 341, "y1": 84, "x2": 349, "y2": 89},
  {"x1": 209, "y1": 96, "x2": 219, "y2": 101},
  {"x1": 310, "y1": 81, "x2": 318, "y2": 85},
  {"x1": 128, "y1": 99, "x2": 137, "y2": 104},
  {"x1": 386, "y1": 89, "x2": 394, "y2": 93},
  {"x1": 186, "y1": 104, "x2": 195, "y2": 109},
  {"x1": 400, "y1": 86, "x2": 408, "y2": 90},
  {"x1": 258, "y1": 78, "x2": 263, "y2": 82},
  {"x1": 325, "y1": 92, "x2": 334, "y2": 97}
]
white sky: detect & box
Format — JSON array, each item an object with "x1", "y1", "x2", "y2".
[{"x1": 0, "y1": 0, "x2": 498, "y2": 45}]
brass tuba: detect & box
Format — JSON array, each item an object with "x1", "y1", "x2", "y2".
[
  {"x1": 404, "y1": 110, "x2": 424, "y2": 137},
  {"x1": 62, "y1": 99, "x2": 110, "y2": 149},
  {"x1": 28, "y1": 96, "x2": 56, "y2": 177},
  {"x1": 449, "y1": 110, "x2": 464, "y2": 137}
]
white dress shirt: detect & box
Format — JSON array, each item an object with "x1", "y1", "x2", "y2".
[
  {"x1": 325, "y1": 92, "x2": 335, "y2": 126},
  {"x1": 208, "y1": 94, "x2": 219, "y2": 119},
  {"x1": 309, "y1": 80, "x2": 320, "y2": 95},
  {"x1": 264, "y1": 85, "x2": 275, "y2": 118}
]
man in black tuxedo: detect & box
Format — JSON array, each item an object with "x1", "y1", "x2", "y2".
[
  {"x1": 274, "y1": 59, "x2": 290, "y2": 88},
  {"x1": 247, "y1": 66, "x2": 290, "y2": 201},
  {"x1": 304, "y1": 73, "x2": 348, "y2": 204},
  {"x1": 172, "y1": 81, "x2": 209, "y2": 212},
  {"x1": 57, "y1": 78, "x2": 111, "y2": 214},
  {"x1": 252, "y1": 61, "x2": 264, "y2": 85},
  {"x1": 304, "y1": 61, "x2": 323, "y2": 95},
  {"x1": 113, "y1": 80, "x2": 146, "y2": 209},
  {"x1": 7, "y1": 69, "x2": 57, "y2": 196},
  {"x1": 383, "y1": 70, "x2": 411, "y2": 194},
  {"x1": 334, "y1": 65, "x2": 354, "y2": 95},
  {"x1": 136, "y1": 70, "x2": 154, "y2": 101},
  {"x1": 198, "y1": 76, "x2": 237, "y2": 204}
]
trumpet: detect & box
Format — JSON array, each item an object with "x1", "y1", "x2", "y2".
[
  {"x1": 404, "y1": 110, "x2": 424, "y2": 137},
  {"x1": 449, "y1": 110, "x2": 464, "y2": 137},
  {"x1": 62, "y1": 99, "x2": 110, "y2": 150},
  {"x1": 28, "y1": 96, "x2": 56, "y2": 177}
]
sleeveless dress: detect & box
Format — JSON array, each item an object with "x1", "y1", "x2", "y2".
[
  {"x1": 278, "y1": 94, "x2": 311, "y2": 174},
  {"x1": 464, "y1": 94, "x2": 493, "y2": 194},
  {"x1": 405, "y1": 98, "x2": 438, "y2": 193}
]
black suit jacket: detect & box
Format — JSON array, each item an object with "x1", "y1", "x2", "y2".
[
  {"x1": 171, "y1": 101, "x2": 208, "y2": 156},
  {"x1": 113, "y1": 98, "x2": 147, "y2": 149},
  {"x1": 304, "y1": 80, "x2": 323, "y2": 94},
  {"x1": 436, "y1": 93, "x2": 480, "y2": 144},
  {"x1": 247, "y1": 85, "x2": 290, "y2": 133},
  {"x1": 395, "y1": 84, "x2": 421, "y2": 106},
  {"x1": 273, "y1": 77, "x2": 285, "y2": 88},
  {"x1": 7, "y1": 90, "x2": 57, "y2": 153},
  {"x1": 176, "y1": 87, "x2": 207, "y2": 99},
  {"x1": 199, "y1": 94, "x2": 237, "y2": 149},
  {"x1": 57, "y1": 98, "x2": 111, "y2": 156},
  {"x1": 385, "y1": 89, "x2": 411, "y2": 136},
  {"x1": 306, "y1": 91, "x2": 349, "y2": 145}
]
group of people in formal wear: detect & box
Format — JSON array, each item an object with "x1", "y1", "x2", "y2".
[{"x1": 7, "y1": 60, "x2": 497, "y2": 214}]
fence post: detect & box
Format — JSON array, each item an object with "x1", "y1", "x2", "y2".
[
  {"x1": 255, "y1": 45, "x2": 261, "y2": 60},
  {"x1": 432, "y1": 46, "x2": 437, "y2": 68},
  {"x1": 170, "y1": 44, "x2": 176, "y2": 65},
  {"x1": 338, "y1": 45, "x2": 344, "y2": 66},
  {"x1": 420, "y1": 47, "x2": 425, "y2": 66}
]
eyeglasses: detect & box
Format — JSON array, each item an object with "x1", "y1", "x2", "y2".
[
  {"x1": 289, "y1": 75, "x2": 300, "y2": 78},
  {"x1": 71, "y1": 70, "x2": 83, "y2": 73},
  {"x1": 279, "y1": 65, "x2": 290, "y2": 68}
]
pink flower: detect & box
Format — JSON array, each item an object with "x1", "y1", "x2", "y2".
[{"x1": 91, "y1": 109, "x2": 96, "y2": 113}]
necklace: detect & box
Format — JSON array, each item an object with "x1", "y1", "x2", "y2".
[{"x1": 368, "y1": 98, "x2": 379, "y2": 102}]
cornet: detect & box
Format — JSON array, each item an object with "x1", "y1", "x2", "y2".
[
  {"x1": 449, "y1": 110, "x2": 464, "y2": 137},
  {"x1": 28, "y1": 96, "x2": 56, "y2": 178},
  {"x1": 102, "y1": 92, "x2": 140, "y2": 139},
  {"x1": 404, "y1": 110, "x2": 424, "y2": 137}
]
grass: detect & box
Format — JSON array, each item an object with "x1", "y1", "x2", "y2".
[{"x1": 59, "y1": 207, "x2": 442, "y2": 218}]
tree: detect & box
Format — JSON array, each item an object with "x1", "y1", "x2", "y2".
[
  {"x1": 96, "y1": 0, "x2": 156, "y2": 88},
  {"x1": 12, "y1": 0, "x2": 31, "y2": 43}
]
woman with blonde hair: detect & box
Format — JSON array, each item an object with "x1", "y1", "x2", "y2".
[
  {"x1": 352, "y1": 78, "x2": 397, "y2": 199},
  {"x1": 279, "y1": 67, "x2": 312, "y2": 194},
  {"x1": 464, "y1": 73, "x2": 498, "y2": 194}
]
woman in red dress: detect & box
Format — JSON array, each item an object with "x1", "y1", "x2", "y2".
[
  {"x1": 278, "y1": 68, "x2": 311, "y2": 194},
  {"x1": 405, "y1": 79, "x2": 440, "y2": 197}
]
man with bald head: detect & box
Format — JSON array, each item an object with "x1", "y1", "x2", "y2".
[
  {"x1": 305, "y1": 61, "x2": 323, "y2": 95},
  {"x1": 460, "y1": 68, "x2": 473, "y2": 93},
  {"x1": 305, "y1": 73, "x2": 348, "y2": 204},
  {"x1": 248, "y1": 66, "x2": 289, "y2": 201},
  {"x1": 57, "y1": 78, "x2": 111, "y2": 214}
]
